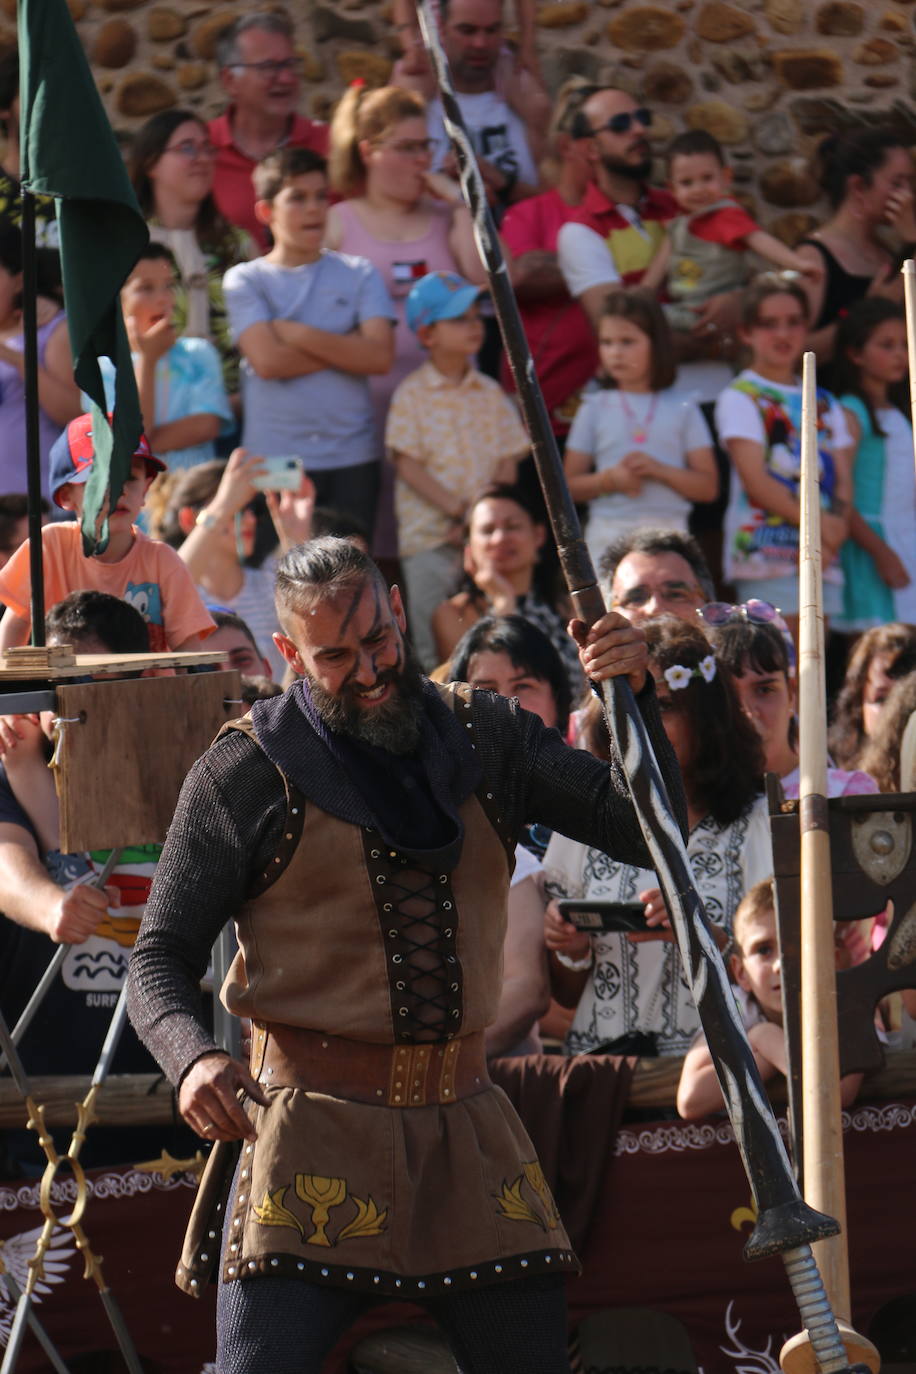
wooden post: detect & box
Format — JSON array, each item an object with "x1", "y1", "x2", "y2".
[
  {"x1": 902, "y1": 260, "x2": 916, "y2": 479},
  {"x1": 780, "y1": 355, "x2": 878, "y2": 1373}
]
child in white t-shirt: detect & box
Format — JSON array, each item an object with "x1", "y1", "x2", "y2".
[{"x1": 563, "y1": 288, "x2": 717, "y2": 566}]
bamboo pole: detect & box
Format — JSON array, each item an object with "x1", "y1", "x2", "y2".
[
  {"x1": 779, "y1": 355, "x2": 878, "y2": 1374},
  {"x1": 902, "y1": 260, "x2": 916, "y2": 478}
]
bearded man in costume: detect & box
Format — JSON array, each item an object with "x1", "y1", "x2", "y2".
[{"x1": 127, "y1": 536, "x2": 686, "y2": 1374}]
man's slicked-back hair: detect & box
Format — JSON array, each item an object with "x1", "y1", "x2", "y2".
[
  {"x1": 598, "y1": 526, "x2": 715, "y2": 602},
  {"x1": 275, "y1": 536, "x2": 384, "y2": 627}
]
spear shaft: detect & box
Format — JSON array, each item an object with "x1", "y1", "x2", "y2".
[{"x1": 415, "y1": 7, "x2": 863, "y2": 1366}]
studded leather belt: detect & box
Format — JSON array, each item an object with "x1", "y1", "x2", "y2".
[{"x1": 250, "y1": 1022, "x2": 490, "y2": 1108}]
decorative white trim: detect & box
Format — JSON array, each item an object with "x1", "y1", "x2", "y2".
[
  {"x1": 0, "y1": 1166, "x2": 198, "y2": 1212},
  {"x1": 615, "y1": 1100, "x2": 916, "y2": 1156}
]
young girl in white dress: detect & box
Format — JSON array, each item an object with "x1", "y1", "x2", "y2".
[
  {"x1": 563, "y1": 289, "x2": 717, "y2": 568},
  {"x1": 832, "y1": 298, "x2": 916, "y2": 632}
]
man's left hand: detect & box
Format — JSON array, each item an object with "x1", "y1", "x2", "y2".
[{"x1": 569, "y1": 611, "x2": 647, "y2": 693}]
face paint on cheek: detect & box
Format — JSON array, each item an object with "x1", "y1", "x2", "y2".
[{"x1": 336, "y1": 583, "x2": 366, "y2": 641}]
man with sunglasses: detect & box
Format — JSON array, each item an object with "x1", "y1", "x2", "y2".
[
  {"x1": 556, "y1": 88, "x2": 677, "y2": 328},
  {"x1": 209, "y1": 13, "x2": 329, "y2": 250}
]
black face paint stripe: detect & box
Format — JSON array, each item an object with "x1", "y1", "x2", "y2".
[{"x1": 336, "y1": 582, "x2": 365, "y2": 641}]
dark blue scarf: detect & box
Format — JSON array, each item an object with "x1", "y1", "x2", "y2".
[{"x1": 250, "y1": 678, "x2": 481, "y2": 871}]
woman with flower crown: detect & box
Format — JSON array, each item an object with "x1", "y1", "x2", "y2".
[{"x1": 543, "y1": 617, "x2": 772, "y2": 1058}]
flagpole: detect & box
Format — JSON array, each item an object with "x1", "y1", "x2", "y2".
[{"x1": 20, "y1": 188, "x2": 45, "y2": 647}]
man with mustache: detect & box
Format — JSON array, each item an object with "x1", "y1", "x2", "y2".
[{"x1": 127, "y1": 536, "x2": 686, "y2": 1374}]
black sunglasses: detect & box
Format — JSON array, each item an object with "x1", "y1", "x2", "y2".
[{"x1": 589, "y1": 107, "x2": 652, "y2": 136}]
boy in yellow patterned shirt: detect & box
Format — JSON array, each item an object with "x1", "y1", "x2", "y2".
[{"x1": 386, "y1": 271, "x2": 530, "y2": 670}]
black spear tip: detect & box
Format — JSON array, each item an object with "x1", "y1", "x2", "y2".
[{"x1": 743, "y1": 1198, "x2": 841, "y2": 1262}]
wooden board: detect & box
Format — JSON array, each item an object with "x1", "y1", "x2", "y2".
[
  {"x1": 56, "y1": 671, "x2": 242, "y2": 850},
  {"x1": 0, "y1": 648, "x2": 224, "y2": 680}
]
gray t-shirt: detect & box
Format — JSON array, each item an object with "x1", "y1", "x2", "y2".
[
  {"x1": 427, "y1": 91, "x2": 537, "y2": 189},
  {"x1": 223, "y1": 251, "x2": 395, "y2": 471}
]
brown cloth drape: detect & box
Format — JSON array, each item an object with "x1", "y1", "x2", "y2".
[{"x1": 489, "y1": 1053, "x2": 635, "y2": 1252}]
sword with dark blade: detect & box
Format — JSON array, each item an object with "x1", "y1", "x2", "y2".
[{"x1": 415, "y1": 6, "x2": 868, "y2": 1368}]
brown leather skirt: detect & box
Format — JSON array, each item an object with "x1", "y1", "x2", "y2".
[{"x1": 177, "y1": 1028, "x2": 576, "y2": 1298}]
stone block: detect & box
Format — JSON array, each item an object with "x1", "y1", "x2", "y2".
[
  {"x1": 815, "y1": 2, "x2": 865, "y2": 35},
  {"x1": 745, "y1": 86, "x2": 780, "y2": 110},
  {"x1": 772, "y1": 48, "x2": 844, "y2": 88},
  {"x1": 711, "y1": 49, "x2": 752, "y2": 82},
  {"x1": 313, "y1": 5, "x2": 376, "y2": 44},
  {"x1": 301, "y1": 50, "x2": 326, "y2": 82},
  {"x1": 178, "y1": 61, "x2": 208, "y2": 89},
  {"x1": 116, "y1": 73, "x2": 177, "y2": 117},
  {"x1": 767, "y1": 211, "x2": 818, "y2": 243},
  {"x1": 643, "y1": 60, "x2": 694, "y2": 104},
  {"x1": 764, "y1": 0, "x2": 805, "y2": 33},
  {"x1": 93, "y1": 17, "x2": 137, "y2": 67},
  {"x1": 695, "y1": 1, "x2": 756, "y2": 40},
  {"x1": 189, "y1": 11, "x2": 236, "y2": 60},
  {"x1": 760, "y1": 158, "x2": 820, "y2": 205},
  {"x1": 880, "y1": 9, "x2": 908, "y2": 30},
  {"x1": 152, "y1": 53, "x2": 175, "y2": 70},
  {"x1": 754, "y1": 110, "x2": 793, "y2": 154},
  {"x1": 148, "y1": 7, "x2": 187, "y2": 41},
  {"x1": 335, "y1": 49, "x2": 393, "y2": 86},
  {"x1": 537, "y1": 2, "x2": 589, "y2": 27},
  {"x1": 607, "y1": 6, "x2": 685, "y2": 50},
  {"x1": 685, "y1": 97, "x2": 748, "y2": 142},
  {"x1": 99, "y1": 0, "x2": 145, "y2": 10},
  {"x1": 864, "y1": 73, "x2": 898, "y2": 87},
  {"x1": 541, "y1": 45, "x2": 606, "y2": 86},
  {"x1": 853, "y1": 37, "x2": 898, "y2": 64}
]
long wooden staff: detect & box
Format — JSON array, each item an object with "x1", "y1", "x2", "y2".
[
  {"x1": 415, "y1": 8, "x2": 867, "y2": 1368},
  {"x1": 779, "y1": 356, "x2": 878, "y2": 1372},
  {"x1": 903, "y1": 260, "x2": 916, "y2": 476}
]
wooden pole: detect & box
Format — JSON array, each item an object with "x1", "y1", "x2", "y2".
[
  {"x1": 902, "y1": 260, "x2": 916, "y2": 479},
  {"x1": 780, "y1": 355, "x2": 878, "y2": 1373}
]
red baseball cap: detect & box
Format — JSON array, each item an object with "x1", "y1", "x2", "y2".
[{"x1": 49, "y1": 413, "x2": 167, "y2": 508}]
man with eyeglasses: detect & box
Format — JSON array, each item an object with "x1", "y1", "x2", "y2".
[
  {"x1": 209, "y1": 13, "x2": 328, "y2": 250},
  {"x1": 555, "y1": 88, "x2": 676, "y2": 328},
  {"x1": 598, "y1": 526, "x2": 715, "y2": 628},
  {"x1": 425, "y1": 0, "x2": 540, "y2": 212}
]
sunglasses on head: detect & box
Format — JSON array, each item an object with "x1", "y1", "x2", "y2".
[
  {"x1": 697, "y1": 600, "x2": 797, "y2": 676},
  {"x1": 591, "y1": 107, "x2": 652, "y2": 136}
]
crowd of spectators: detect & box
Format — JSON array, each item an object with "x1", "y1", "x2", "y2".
[{"x1": 0, "y1": 2, "x2": 915, "y2": 1185}]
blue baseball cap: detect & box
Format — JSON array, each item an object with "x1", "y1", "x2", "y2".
[
  {"x1": 49, "y1": 413, "x2": 166, "y2": 508},
  {"x1": 406, "y1": 271, "x2": 484, "y2": 333}
]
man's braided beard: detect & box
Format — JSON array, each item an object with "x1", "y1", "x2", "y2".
[{"x1": 304, "y1": 639, "x2": 426, "y2": 755}]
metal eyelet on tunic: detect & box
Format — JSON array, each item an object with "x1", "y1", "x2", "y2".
[{"x1": 442, "y1": 901, "x2": 452, "y2": 911}]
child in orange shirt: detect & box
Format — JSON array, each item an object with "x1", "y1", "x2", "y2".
[{"x1": 0, "y1": 413, "x2": 214, "y2": 652}]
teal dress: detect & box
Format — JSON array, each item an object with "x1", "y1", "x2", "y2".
[{"x1": 838, "y1": 393, "x2": 894, "y2": 630}]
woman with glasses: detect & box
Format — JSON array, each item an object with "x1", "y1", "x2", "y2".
[
  {"x1": 325, "y1": 84, "x2": 485, "y2": 555},
  {"x1": 130, "y1": 110, "x2": 254, "y2": 417},
  {"x1": 543, "y1": 616, "x2": 771, "y2": 1058}
]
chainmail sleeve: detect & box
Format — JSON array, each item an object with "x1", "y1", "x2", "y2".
[
  {"x1": 126, "y1": 731, "x2": 288, "y2": 1086},
  {"x1": 469, "y1": 676, "x2": 687, "y2": 862}
]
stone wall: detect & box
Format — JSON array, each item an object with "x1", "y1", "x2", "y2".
[{"x1": 20, "y1": 0, "x2": 916, "y2": 241}]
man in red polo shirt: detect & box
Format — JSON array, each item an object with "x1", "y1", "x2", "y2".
[
  {"x1": 556, "y1": 88, "x2": 677, "y2": 328},
  {"x1": 208, "y1": 13, "x2": 328, "y2": 251}
]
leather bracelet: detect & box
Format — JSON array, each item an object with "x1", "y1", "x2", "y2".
[{"x1": 553, "y1": 947, "x2": 594, "y2": 972}]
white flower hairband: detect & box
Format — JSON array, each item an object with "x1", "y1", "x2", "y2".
[{"x1": 663, "y1": 656, "x2": 717, "y2": 692}]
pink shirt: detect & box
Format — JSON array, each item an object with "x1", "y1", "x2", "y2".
[{"x1": 500, "y1": 188, "x2": 597, "y2": 435}]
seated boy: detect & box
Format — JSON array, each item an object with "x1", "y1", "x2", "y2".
[
  {"x1": 0, "y1": 592, "x2": 193, "y2": 1169},
  {"x1": 386, "y1": 271, "x2": 529, "y2": 669},
  {"x1": 643, "y1": 131, "x2": 822, "y2": 333},
  {"x1": 677, "y1": 879, "x2": 864, "y2": 1119},
  {"x1": 222, "y1": 148, "x2": 395, "y2": 535},
  {"x1": 0, "y1": 413, "x2": 215, "y2": 652},
  {"x1": 101, "y1": 242, "x2": 233, "y2": 473}
]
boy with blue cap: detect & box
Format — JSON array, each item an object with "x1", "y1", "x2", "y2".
[{"x1": 386, "y1": 270, "x2": 529, "y2": 670}]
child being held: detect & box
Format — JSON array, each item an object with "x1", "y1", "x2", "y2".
[
  {"x1": 386, "y1": 270, "x2": 529, "y2": 670},
  {"x1": 677, "y1": 878, "x2": 864, "y2": 1119},
  {"x1": 0, "y1": 413, "x2": 215, "y2": 652},
  {"x1": 102, "y1": 243, "x2": 233, "y2": 473},
  {"x1": 643, "y1": 131, "x2": 822, "y2": 334}
]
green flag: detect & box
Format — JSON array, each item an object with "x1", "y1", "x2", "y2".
[{"x1": 18, "y1": 0, "x2": 148, "y2": 554}]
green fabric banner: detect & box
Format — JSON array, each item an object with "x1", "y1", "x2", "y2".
[{"x1": 18, "y1": 0, "x2": 148, "y2": 553}]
